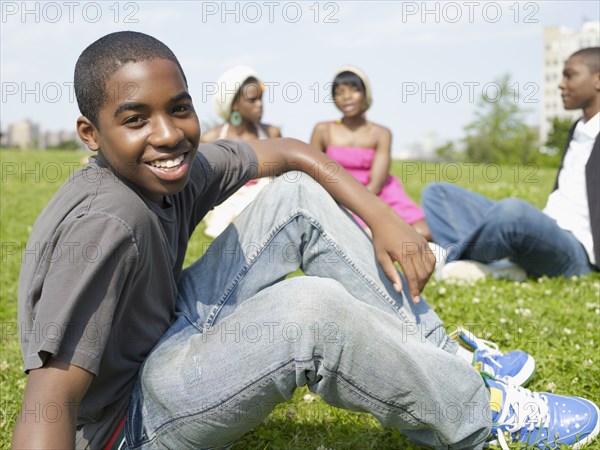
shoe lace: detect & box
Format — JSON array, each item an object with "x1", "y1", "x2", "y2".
[
  {"x1": 473, "y1": 337, "x2": 504, "y2": 370},
  {"x1": 494, "y1": 382, "x2": 550, "y2": 450}
]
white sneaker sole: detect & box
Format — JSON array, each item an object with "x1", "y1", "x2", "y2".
[{"x1": 440, "y1": 260, "x2": 527, "y2": 283}]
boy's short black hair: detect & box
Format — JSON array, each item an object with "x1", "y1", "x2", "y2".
[
  {"x1": 570, "y1": 47, "x2": 600, "y2": 74},
  {"x1": 332, "y1": 71, "x2": 366, "y2": 98},
  {"x1": 74, "y1": 31, "x2": 187, "y2": 128}
]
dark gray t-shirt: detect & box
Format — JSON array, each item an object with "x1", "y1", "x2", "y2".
[{"x1": 17, "y1": 140, "x2": 258, "y2": 448}]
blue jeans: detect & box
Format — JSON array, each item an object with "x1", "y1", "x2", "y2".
[
  {"x1": 125, "y1": 173, "x2": 491, "y2": 449},
  {"x1": 421, "y1": 183, "x2": 594, "y2": 277}
]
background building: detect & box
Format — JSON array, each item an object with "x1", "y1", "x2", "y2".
[
  {"x1": 2, "y1": 120, "x2": 83, "y2": 150},
  {"x1": 41, "y1": 130, "x2": 82, "y2": 149},
  {"x1": 541, "y1": 21, "x2": 600, "y2": 143},
  {"x1": 399, "y1": 131, "x2": 440, "y2": 161},
  {"x1": 7, "y1": 119, "x2": 40, "y2": 149}
]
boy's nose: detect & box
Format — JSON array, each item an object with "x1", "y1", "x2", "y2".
[{"x1": 150, "y1": 116, "x2": 184, "y2": 148}]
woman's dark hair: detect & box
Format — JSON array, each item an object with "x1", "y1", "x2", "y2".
[
  {"x1": 332, "y1": 71, "x2": 366, "y2": 98},
  {"x1": 233, "y1": 76, "x2": 261, "y2": 104}
]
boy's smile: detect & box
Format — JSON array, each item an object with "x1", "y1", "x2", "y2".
[{"x1": 86, "y1": 59, "x2": 201, "y2": 204}]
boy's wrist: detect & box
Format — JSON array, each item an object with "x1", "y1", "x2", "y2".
[{"x1": 360, "y1": 198, "x2": 395, "y2": 230}]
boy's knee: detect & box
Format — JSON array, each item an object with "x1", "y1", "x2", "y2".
[
  {"x1": 269, "y1": 171, "x2": 323, "y2": 197},
  {"x1": 494, "y1": 198, "x2": 532, "y2": 225},
  {"x1": 259, "y1": 172, "x2": 331, "y2": 217},
  {"x1": 488, "y1": 198, "x2": 541, "y2": 244},
  {"x1": 421, "y1": 182, "x2": 451, "y2": 205}
]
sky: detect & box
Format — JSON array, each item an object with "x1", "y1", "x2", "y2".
[{"x1": 1, "y1": 1, "x2": 599, "y2": 157}]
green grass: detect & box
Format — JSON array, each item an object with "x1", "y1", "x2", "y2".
[{"x1": 1, "y1": 150, "x2": 599, "y2": 449}]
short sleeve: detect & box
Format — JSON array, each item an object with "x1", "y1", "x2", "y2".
[
  {"x1": 193, "y1": 140, "x2": 259, "y2": 205},
  {"x1": 21, "y1": 213, "x2": 139, "y2": 375}
]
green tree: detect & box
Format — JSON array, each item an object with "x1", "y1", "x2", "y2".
[
  {"x1": 545, "y1": 116, "x2": 573, "y2": 154},
  {"x1": 462, "y1": 74, "x2": 538, "y2": 164},
  {"x1": 528, "y1": 116, "x2": 575, "y2": 167},
  {"x1": 434, "y1": 141, "x2": 460, "y2": 161}
]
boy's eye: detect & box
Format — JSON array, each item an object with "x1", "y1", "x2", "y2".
[
  {"x1": 173, "y1": 104, "x2": 194, "y2": 114},
  {"x1": 123, "y1": 115, "x2": 145, "y2": 125}
]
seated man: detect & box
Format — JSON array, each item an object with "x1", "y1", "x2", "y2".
[
  {"x1": 422, "y1": 47, "x2": 599, "y2": 280},
  {"x1": 12, "y1": 33, "x2": 599, "y2": 450}
]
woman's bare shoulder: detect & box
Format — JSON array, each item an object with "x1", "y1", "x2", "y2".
[
  {"x1": 369, "y1": 121, "x2": 392, "y2": 139},
  {"x1": 200, "y1": 125, "x2": 225, "y2": 143},
  {"x1": 262, "y1": 123, "x2": 282, "y2": 138}
]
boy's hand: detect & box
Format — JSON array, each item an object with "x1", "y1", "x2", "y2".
[
  {"x1": 370, "y1": 208, "x2": 436, "y2": 302},
  {"x1": 250, "y1": 138, "x2": 436, "y2": 300}
]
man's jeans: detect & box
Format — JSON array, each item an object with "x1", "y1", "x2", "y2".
[
  {"x1": 126, "y1": 173, "x2": 491, "y2": 449},
  {"x1": 422, "y1": 183, "x2": 594, "y2": 277}
]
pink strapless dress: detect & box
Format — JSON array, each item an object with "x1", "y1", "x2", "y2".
[{"x1": 326, "y1": 146, "x2": 425, "y2": 227}]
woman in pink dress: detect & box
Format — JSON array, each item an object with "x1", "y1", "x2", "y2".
[{"x1": 310, "y1": 65, "x2": 431, "y2": 240}]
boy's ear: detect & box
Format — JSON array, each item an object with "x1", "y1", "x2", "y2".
[
  {"x1": 76, "y1": 116, "x2": 100, "y2": 151},
  {"x1": 594, "y1": 72, "x2": 600, "y2": 92}
]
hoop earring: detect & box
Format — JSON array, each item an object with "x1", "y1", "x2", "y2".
[{"x1": 229, "y1": 111, "x2": 243, "y2": 127}]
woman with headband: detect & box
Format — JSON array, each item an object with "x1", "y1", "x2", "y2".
[{"x1": 201, "y1": 66, "x2": 281, "y2": 238}]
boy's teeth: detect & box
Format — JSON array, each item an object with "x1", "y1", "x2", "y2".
[{"x1": 149, "y1": 154, "x2": 185, "y2": 168}]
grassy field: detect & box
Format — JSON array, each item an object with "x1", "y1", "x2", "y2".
[{"x1": 1, "y1": 149, "x2": 599, "y2": 449}]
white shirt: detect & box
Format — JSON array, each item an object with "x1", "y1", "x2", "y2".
[{"x1": 544, "y1": 113, "x2": 599, "y2": 265}]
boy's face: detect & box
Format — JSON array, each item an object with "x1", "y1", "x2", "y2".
[
  {"x1": 559, "y1": 55, "x2": 600, "y2": 112},
  {"x1": 91, "y1": 59, "x2": 200, "y2": 204}
]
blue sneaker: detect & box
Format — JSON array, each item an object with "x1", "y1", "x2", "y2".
[
  {"x1": 484, "y1": 377, "x2": 600, "y2": 449},
  {"x1": 450, "y1": 327, "x2": 536, "y2": 386}
]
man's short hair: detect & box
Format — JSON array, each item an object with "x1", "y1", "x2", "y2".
[
  {"x1": 570, "y1": 47, "x2": 600, "y2": 74},
  {"x1": 74, "y1": 31, "x2": 187, "y2": 128}
]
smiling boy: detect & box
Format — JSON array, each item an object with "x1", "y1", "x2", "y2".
[{"x1": 12, "y1": 33, "x2": 599, "y2": 450}]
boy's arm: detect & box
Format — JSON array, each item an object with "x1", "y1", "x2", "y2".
[
  {"x1": 249, "y1": 137, "x2": 434, "y2": 301},
  {"x1": 12, "y1": 358, "x2": 93, "y2": 450},
  {"x1": 366, "y1": 127, "x2": 392, "y2": 195}
]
